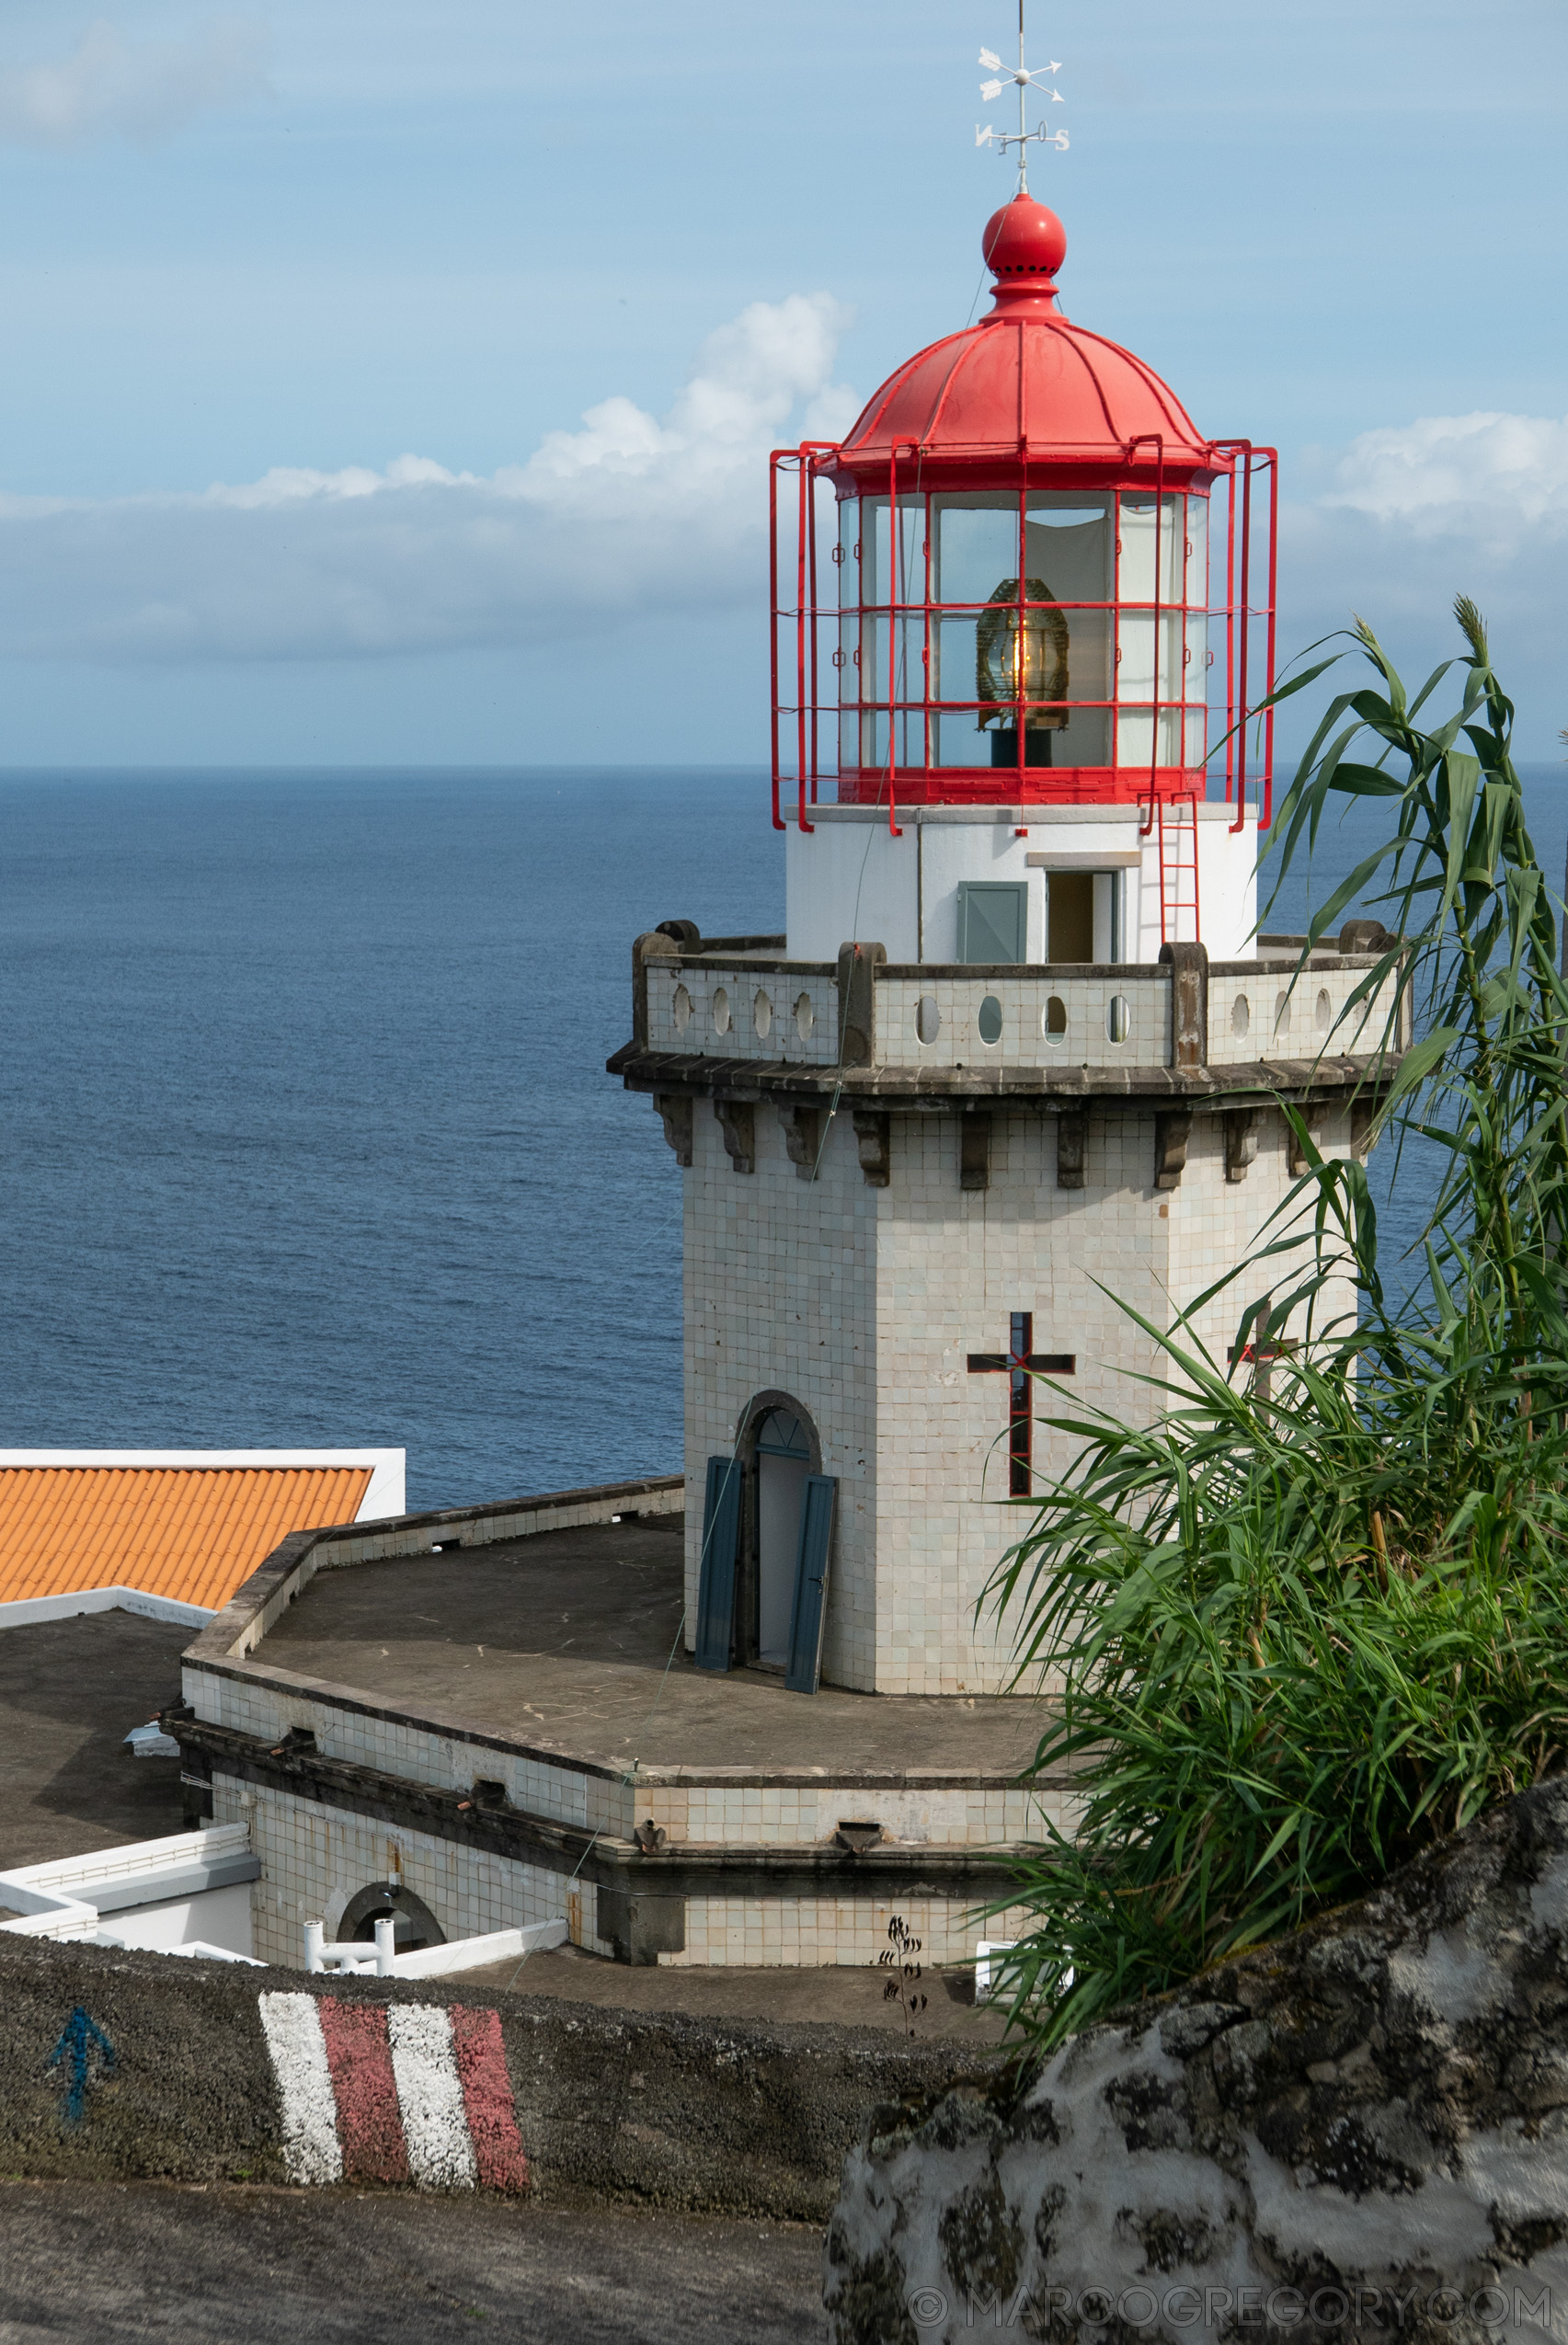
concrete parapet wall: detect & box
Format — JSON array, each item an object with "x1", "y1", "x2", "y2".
[
  {"x1": 189, "y1": 1473, "x2": 684, "y2": 1667},
  {"x1": 645, "y1": 957, "x2": 841, "y2": 1064},
  {"x1": 0, "y1": 1930, "x2": 989, "y2": 2220},
  {"x1": 639, "y1": 950, "x2": 1402, "y2": 1080}
]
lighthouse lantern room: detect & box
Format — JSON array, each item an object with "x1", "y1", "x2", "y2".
[{"x1": 771, "y1": 189, "x2": 1279, "y2": 967}]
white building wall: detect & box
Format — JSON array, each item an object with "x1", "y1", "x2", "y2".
[
  {"x1": 785, "y1": 804, "x2": 1258, "y2": 967},
  {"x1": 867, "y1": 1108, "x2": 1173, "y2": 1696},
  {"x1": 1170, "y1": 1106, "x2": 1358, "y2": 1372},
  {"x1": 682, "y1": 1088, "x2": 1347, "y2": 1699},
  {"x1": 669, "y1": 1892, "x2": 1039, "y2": 1971},
  {"x1": 1196, "y1": 807, "x2": 1261, "y2": 961},
  {"x1": 222, "y1": 1774, "x2": 1049, "y2": 1971},
  {"x1": 214, "y1": 1776, "x2": 599, "y2": 1969},
  {"x1": 683, "y1": 1102, "x2": 881, "y2": 1688},
  {"x1": 187, "y1": 1666, "x2": 635, "y2": 1838},
  {"x1": 102, "y1": 1881, "x2": 256, "y2": 1957}
]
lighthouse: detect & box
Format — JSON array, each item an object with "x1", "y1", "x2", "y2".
[
  {"x1": 167, "y1": 50, "x2": 1409, "y2": 1983},
  {"x1": 613, "y1": 115, "x2": 1402, "y2": 1717}
]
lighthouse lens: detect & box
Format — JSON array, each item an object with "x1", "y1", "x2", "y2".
[{"x1": 841, "y1": 487, "x2": 1204, "y2": 777}]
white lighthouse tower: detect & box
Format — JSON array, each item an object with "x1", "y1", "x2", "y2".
[
  {"x1": 163, "y1": 50, "x2": 1411, "y2": 1988},
  {"x1": 615, "y1": 172, "x2": 1401, "y2": 1708}
]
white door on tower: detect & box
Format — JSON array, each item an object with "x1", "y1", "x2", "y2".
[{"x1": 756, "y1": 1411, "x2": 811, "y2": 1668}]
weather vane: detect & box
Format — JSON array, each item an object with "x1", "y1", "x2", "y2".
[{"x1": 975, "y1": 3, "x2": 1067, "y2": 193}]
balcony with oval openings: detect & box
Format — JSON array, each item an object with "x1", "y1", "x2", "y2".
[
  {"x1": 1274, "y1": 990, "x2": 1289, "y2": 1037},
  {"x1": 672, "y1": 983, "x2": 692, "y2": 1034},
  {"x1": 1042, "y1": 995, "x2": 1067, "y2": 1047},
  {"x1": 915, "y1": 996, "x2": 941, "y2": 1045},
  {"x1": 1316, "y1": 987, "x2": 1333, "y2": 1034},
  {"x1": 978, "y1": 994, "x2": 1003, "y2": 1047},
  {"x1": 1231, "y1": 993, "x2": 1251, "y2": 1040},
  {"x1": 712, "y1": 985, "x2": 731, "y2": 1036},
  {"x1": 1106, "y1": 995, "x2": 1130, "y2": 1045},
  {"x1": 754, "y1": 989, "x2": 773, "y2": 1040},
  {"x1": 794, "y1": 991, "x2": 814, "y2": 1041}
]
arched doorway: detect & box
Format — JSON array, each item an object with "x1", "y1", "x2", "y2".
[
  {"x1": 339, "y1": 1881, "x2": 445, "y2": 1955},
  {"x1": 754, "y1": 1407, "x2": 812, "y2": 1669}
]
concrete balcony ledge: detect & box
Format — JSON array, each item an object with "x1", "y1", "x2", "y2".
[
  {"x1": 610, "y1": 1042, "x2": 1391, "y2": 1110},
  {"x1": 632, "y1": 945, "x2": 1404, "y2": 1081}
]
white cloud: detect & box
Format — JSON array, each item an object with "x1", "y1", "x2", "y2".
[
  {"x1": 0, "y1": 293, "x2": 857, "y2": 662},
  {"x1": 1270, "y1": 414, "x2": 1568, "y2": 746},
  {"x1": 0, "y1": 16, "x2": 270, "y2": 148},
  {"x1": 0, "y1": 309, "x2": 1561, "y2": 746},
  {"x1": 1320, "y1": 411, "x2": 1568, "y2": 535}
]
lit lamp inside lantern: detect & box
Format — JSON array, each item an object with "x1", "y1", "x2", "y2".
[{"x1": 977, "y1": 578, "x2": 1070, "y2": 766}]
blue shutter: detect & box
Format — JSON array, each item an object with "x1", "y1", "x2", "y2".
[
  {"x1": 694, "y1": 1456, "x2": 742, "y2": 1673},
  {"x1": 784, "y1": 1475, "x2": 836, "y2": 1695},
  {"x1": 957, "y1": 881, "x2": 1028, "y2": 965}
]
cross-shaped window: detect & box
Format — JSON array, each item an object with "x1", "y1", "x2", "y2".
[{"x1": 967, "y1": 1311, "x2": 1075, "y2": 1495}]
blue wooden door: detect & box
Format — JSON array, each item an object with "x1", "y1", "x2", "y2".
[
  {"x1": 784, "y1": 1474, "x2": 836, "y2": 1694},
  {"x1": 694, "y1": 1456, "x2": 742, "y2": 1673}
]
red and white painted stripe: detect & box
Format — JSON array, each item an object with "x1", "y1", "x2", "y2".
[{"x1": 258, "y1": 1992, "x2": 529, "y2": 2191}]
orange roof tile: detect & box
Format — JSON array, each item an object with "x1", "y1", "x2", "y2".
[{"x1": 0, "y1": 1467, "x2": 373, "y2": 1613}]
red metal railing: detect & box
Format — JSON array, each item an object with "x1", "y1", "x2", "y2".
[
  {"x1": 768, "y1": 440, "x2": 1279, "y2": 826},
  {"x1": 1208, "y1": 442, "x2": 1279, "y2": 834}
]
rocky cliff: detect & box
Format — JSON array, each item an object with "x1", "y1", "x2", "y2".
[{"x1": 826, "y1": 1779, "x2": 1568, "y2": 2342}]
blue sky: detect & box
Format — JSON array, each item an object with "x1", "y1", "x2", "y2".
[{"x1": 0, "y1": 0, "x2": 1562, "y2": 764}]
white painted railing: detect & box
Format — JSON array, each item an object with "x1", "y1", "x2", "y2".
[
  {"x1": 0, "y1": 1823, "x2": 258, "y2": 1950},
  {"x1": 303, "y1": 1916, "x2": 569, "y2": 1979}
]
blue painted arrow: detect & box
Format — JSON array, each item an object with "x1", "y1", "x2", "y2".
[{"x1": 47, "y1": 2007, "x2": 115, "y2": 2125}]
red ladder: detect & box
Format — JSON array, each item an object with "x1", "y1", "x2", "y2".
[{"x1": 1154, "y1": 794, "x2": 1201, "y2": 945}]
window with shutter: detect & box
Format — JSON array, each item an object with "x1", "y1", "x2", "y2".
[
  {"x1": 784, "y1": 1475, "x2": 837, "y2": 1695},
  {"x1": 956, "y1": 880, "x2": 1028, "y2": 965},
  {"x1": 694, "y1": 1455, "x2": 742, "y2": 1673}
]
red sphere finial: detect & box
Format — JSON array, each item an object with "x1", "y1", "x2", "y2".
[{"x1": 981, "y1": 193, "x2": 1066, "y2": 317}]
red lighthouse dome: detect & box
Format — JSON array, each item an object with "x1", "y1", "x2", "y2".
[
  {"x1": 770, "y1": 196, "x2": 1276, "y2": 827},
  {"x1": 838, "y1": 195, "x2": 1210, "y2": 478}
]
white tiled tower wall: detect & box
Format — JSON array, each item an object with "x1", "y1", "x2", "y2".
[{"x1": 682, "y1": 1095, "x2": 1354, "y2": 1697}]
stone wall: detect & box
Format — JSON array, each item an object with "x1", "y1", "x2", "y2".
[
  {"x1": 0, "y1": 1928, "x2": 988, "y2": 2220},
  {"x1": 825, "y1": 1780, "x2": 1568, "y2": 2340}
]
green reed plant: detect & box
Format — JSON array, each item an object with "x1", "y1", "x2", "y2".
[{"x1": 987, "y1": 601, "x2": 1568, "y2": 2048}]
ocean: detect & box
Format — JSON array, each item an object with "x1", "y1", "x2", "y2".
[{"x1": 0, "y1": 763, "x2": 1558, "y2": 1511}]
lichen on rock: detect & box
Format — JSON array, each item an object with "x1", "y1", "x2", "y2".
[{"x1": 824, "y1": 1779, "x2": 1568, "y2": 2342}]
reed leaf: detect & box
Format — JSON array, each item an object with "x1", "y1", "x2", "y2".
[{"x1": 987, "y1": 605, "x2": 1568, "y2": 2047}]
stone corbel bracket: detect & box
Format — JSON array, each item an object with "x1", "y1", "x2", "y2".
[
  {"x1": 852, "y1": 1110, "x2": 890, "y2": 1187},
  {"x1": 715, "y1": 1099, "x2": 755, "y2": 1174},
  {"x1": 1287, "y1": 1100, "x2": 1330, "y2": 1177},
  {"x1": 778, "y1": 1104, "x2": 822, "y2": 1182},
  {"x1": 654, "y1": 1093, "x2": 693, "y2": 1167},
  {"x1": 1350, "y1": 1095, "x2": 1382, "y2": 1158},
  {"x1": 1153, "y1": 1109, "x2": 1192, "y2": 1192},
  {"x1": 959, "y1": 1112, "x2": 990, "y2": 1193},
  {"x1": 1057, "y1": 1110, "x2": 1087, "y2": 1191},
  {"x1": 1224, "y1": 1106, "x2": 1259, "y2": 1183}
]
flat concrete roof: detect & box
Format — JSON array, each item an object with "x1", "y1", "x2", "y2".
[
  {"x1": 257, "y1": 1517, "x2": 1047, "y2": 1779},
  {"x1": 0, "y1": 1608, "x2": 188, "y2": 1869},
  {"x1": 453, "y1": 1940, "x2": 1008, "y2": 2044}
]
